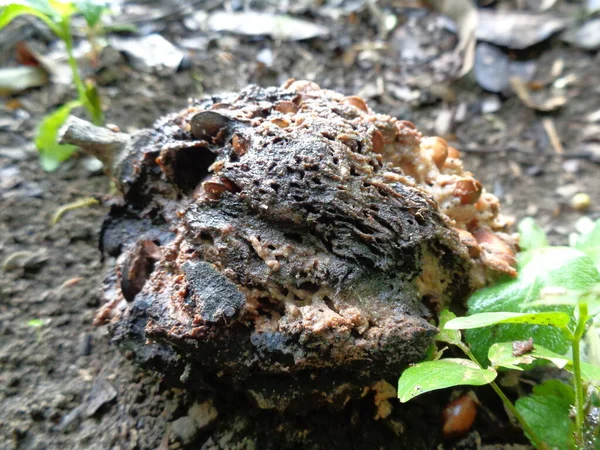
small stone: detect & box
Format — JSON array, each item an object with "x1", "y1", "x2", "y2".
[
  {"x1": 562, "y1": 160, "x2": 580, "y2": 174},
  {"x1": 81, "y1": 156, "x2": 104, "y2": 174},
  {"x1": 556, "y1": 184, "x2": 579, "y2": 198},
  {"x1": 481, "y1": 95, "x2": 501, "y2": 114},
  {"x1": 85, "y1": 380, "x2": 117, "y2": 417},
  {"x1": 474, "y1": 43, "x2": 509, "y2": 93},
  {"x1": 170, "y1": 416, "x2": 198, "y2": 444},
  {"x1": 256, "y1": 48, "x2": 274, "y2": 67},
  {"x1": 78, "y1": 333, "x2": 93, "y2": 356},
  {"x1": 109, "y1": 34, "x2": 183, "y2": 74},
  {"x1": 571, "y1": 193, "x2": 591, "y2": 212}
]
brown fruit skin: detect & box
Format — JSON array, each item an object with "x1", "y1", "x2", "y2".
[{"x1": 442, "y1": 395, "x2": 477, "y2": 440}]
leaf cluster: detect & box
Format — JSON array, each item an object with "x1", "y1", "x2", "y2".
[
  {"x1": 0, "y1": 0, "x2": 108, "y2": 170},
  {"x1": 398, "y1": 218, "x2": 600, "y2": 449}
]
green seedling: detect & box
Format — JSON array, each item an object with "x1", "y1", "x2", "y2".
[
  {"x1": 27, "y1": 317, "x2": 50, "y2": 342},
  {"x1": 0, "y1": 0, "x2": 109, "y2": 170},
  {"x1": 398, "y1": 218, "x2": 600, "y2": 449}
]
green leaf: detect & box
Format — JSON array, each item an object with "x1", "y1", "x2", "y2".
[
  {"x1": 27, "y1": 318, "x2": 48, "y2": 328},
  {"x1": 515, "y1": 380, "x2": 575, "y2": 450},
  {"x1": 563, "y1": 361, "x2": 600, "y2": 383},
  {"x1": 436, "y1": 309, "x2": 462, "y2": 346},
  {"x1": 0, "y1": 4, "x2": 60, "y2": 34},
  {"x1": 572, "y1": 219, "x2": 600, "y2": 272},
  {"x1": 23, "y1": 0, "x2": 58, "y2": 17},
  {"x1": 580, "y1": 362, "x2": 600, "y2": 383},
  {"x1": 536, "y1": 379, "x2": 576, "y2": 400},
  {"x1": 48, "y1": 0, "x2": 76, "y2": 18},
  {"x1": 446, "y1": 311, "x2": 571, "y2": 330},
  {"x1": 530, "y1": 346, "x2": 570, "y2": 369},
  {"x1": 466, "y1": 247, "x2": 600, "y2": 365},
  {"x1": 518, "y1": 218, "x2": 548, "y2": 252},
  {"x1": 488, "y1": 342, "x2": 571, "y2": 371},
  {"x1": 488, "y1": 342, "x2": 532, "y2": 370},
  {"x1": 397, "y1": 358, "x2": 497, "y2": 402},
  {"x1": 35, "y1": 100, "x2": 81, "y2": 171},
  {"x1": 75, "y1": 0, "x2": 106, "y2": 27}
]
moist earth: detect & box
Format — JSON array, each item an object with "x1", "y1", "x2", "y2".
[{"x1": 1, "y1": 2, "x2": 600, "y2": 449}]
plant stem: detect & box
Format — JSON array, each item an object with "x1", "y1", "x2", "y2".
[
  {"x1": 60, "y1": 17, "x2": 103, "y2": 125},
  {"x1": 457, "y1": 343, "x2": 548, "y2": 450},
  {"x1": 572, "y1": 302, "x2": 589, "y2": 446},
  {"x1": 488, "y1": 380, "x2": 548, "y2": 450}
]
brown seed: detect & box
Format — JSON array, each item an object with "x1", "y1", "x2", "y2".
[
  {"x1": 274, "y1": 101, "x2": 299, "y2": 114},
  {"x1": 120, "y1": 240, "x2": 162, "y2": 302},
  {"x1": 202, "y1": 177, "x2": 235, "y2": 200},
  {"x1": 397, "y1": 120, "x2": 417, "y2": 130},
  {"x1": 287, "y1": 79, "x2": 320, "y2": 93},
  {"x1": 399, "y1": 161, "x2": 419, "y2": 180},
  {"x1": 281, "y1": 78, "x2": 295, "y2": 89},
  {"x1": 271, "y1": 118, "x2": 290, "y2": 128},
  {"x1": 341, "y1": 96, "x2": 369, "y2": 113},
  {"x1": 442, "y1": 395, "x2": 477, "y2": 439},
  {"x1": 454, "y1": 228, "x2": 481, "y2": 258},
  {"x1": 421, "y1": 136, "x2": 448, "y2": 169},
  {"x1": 232, "y1": 134, "x2": 248, "y2": 156},
  {"x1": 371, "y1": 130, "x2": 384, "y2": 154},
  {"x1": 447, "y1": 146, "x2": 461, "y2": 159},
  {"x1": 455, "y1": 179, "x2": 483, "y2": 205},
  {"x1": 210, "y1": 102, "x2": 235, "y2": 110},
  {"x1": 190, "y1": 111, "x2": 231, "y2": 142},
  {"x1": 208, "y1": 160, "x2": 225, "y2": 173}
]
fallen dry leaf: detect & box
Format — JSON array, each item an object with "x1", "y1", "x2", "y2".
[{"x1": 510, "y1": 76, "x2": 567, "y2": 112}]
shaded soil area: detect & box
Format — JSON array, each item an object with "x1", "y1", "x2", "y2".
[{"x1": 1, "y1": 1, "x2": 600, "y2": 449}]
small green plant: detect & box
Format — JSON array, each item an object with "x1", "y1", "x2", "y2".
[
  {"x1": 398, "y1": 218, "x2": 600, "y2": 449},
  {"x1": 0, "y1": 0, "x2": 108, "y2": 170}
]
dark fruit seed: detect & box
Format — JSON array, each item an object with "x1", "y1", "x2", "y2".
[
  {"x1": 372, "y1": 130, "x2": 384, "y2": 154},
  {"x1": 274, "y1": 101, "x2": 299, "y2": 114},
  {"x1": 455, "y1": 179, "x2": 483, "y2": 205},
  {"x1": 120, "y1": 240, "x2": 161, "y2": 302},
  {"x1": 442, "y1": 395, "x2": 477, "y2": 439},
  {"x1": 232, "y1": 134, "x2": 248, "y2": 156},
  {"x1": 202, "y1": 177, "x2": 235, "y2": 200},
  {"x1": 190, "y1": 111, "x2": 231, "y2": 142}
]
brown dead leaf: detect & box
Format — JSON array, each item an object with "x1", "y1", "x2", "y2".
[
  {"x1": 428, "y1": 0, "x2": 478, "y2": 76},
  {"x1": 510, "y1": 76, "x2": 567, "y2": 112}
]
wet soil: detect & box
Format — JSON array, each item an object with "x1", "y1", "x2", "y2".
[{"x1": 1, "y1": 2, "x2": 600, "y2": 449}]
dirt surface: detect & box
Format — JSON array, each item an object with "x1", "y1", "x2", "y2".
[{"x1": 1, "y1": 1, "x2": 600, "y2": 449}]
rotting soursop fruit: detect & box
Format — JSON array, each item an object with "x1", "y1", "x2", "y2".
[{"x1": 61, "y1": 80, "x2": 516, "y2": 411}]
